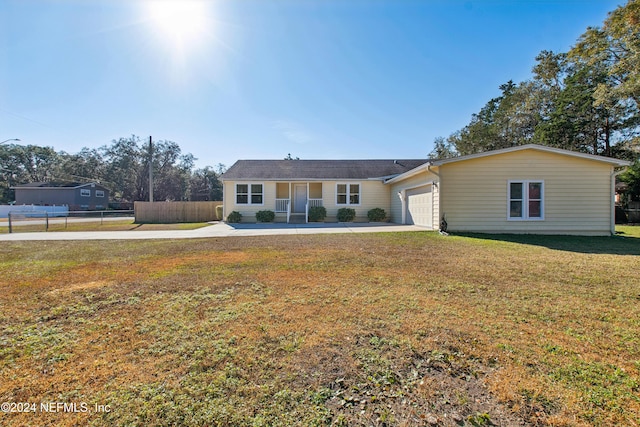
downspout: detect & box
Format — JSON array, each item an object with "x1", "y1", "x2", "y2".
[
  {"x1": 398, "y1": 190, "x2": 405, "y2": 224},
  {"x1": 427, "y1": 164, "x2": 440, "y2": 230},
  {"x1": 611, "y1": 167, "x2": 626, "y2": 235}
]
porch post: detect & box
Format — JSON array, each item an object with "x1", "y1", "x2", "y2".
[
  {"x1": 288, "y1": 182, "x2": 292, "y2": 223},
  {"x1": 306, "y1": 182, "x2": 310, "y2": 223}
]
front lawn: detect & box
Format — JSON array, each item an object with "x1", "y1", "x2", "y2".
[
  {"x1": 0, "y1": 231, "x2": 638, "y2": 426},
  {"x1": 0, "y1": 219, "x2": 210, "y2": 233}
]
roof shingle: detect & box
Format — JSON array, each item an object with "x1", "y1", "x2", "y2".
[{"x1": 221, "y1": 159, "x2": 428, "y2": 181}]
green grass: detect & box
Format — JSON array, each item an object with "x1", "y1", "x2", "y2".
[
  {"x1": 616, "y1": 224, "x2": 640, "y2": 238},
  {"x1": 0, "y1": 230, "x2": 639, "y2": 426},
  {"x1": 0, "y1": 219, "x2": 210, "y2": 233}
]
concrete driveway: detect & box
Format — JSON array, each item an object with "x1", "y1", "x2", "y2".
[{"x1": 0, "y1": 222, "x2": 429, "y2": 241}]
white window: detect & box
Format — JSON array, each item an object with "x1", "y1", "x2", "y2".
[
  {"x1": 508, "y1": 181, "x2": 544, "y2": 220},
  {"x1": 336, "y1": 183, "x2": 360, "y2": 205},
  {"x1": 236, "y1": 183, "x2": 263, "y2": 205},
  {"x1": 96, "y1": 190, "x2": 105, "y2": 198},
  {"x1": 80, "y1": 189, "x2": 91, "y2": 197}
]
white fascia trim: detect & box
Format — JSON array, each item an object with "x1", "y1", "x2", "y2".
[{"x1": 384, "y1": 162, "x2": 433, "y2": 185}]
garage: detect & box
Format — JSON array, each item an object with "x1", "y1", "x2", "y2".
[{"x1": 406, "y1": 185, "x2": 433, "y2": 227}]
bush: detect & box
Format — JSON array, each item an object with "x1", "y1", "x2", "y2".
[
  {"x1": 256, "y1": 210, "x2": 275, "y2": 223},
  {"x1": 226, "y1": 211, "x2": 242, "y2": 223},
  {"x1": 215, "y1": 205, "x2": 223, "y2": 220},
  {"x1": 308, "y1": 206, "x2": 327, "y2": 222},
  {"x1": 367, "y1": 208, "x2": 387, "y2": 222},
  {"x1": 337, "y1": 208, "x2": 356, "y2": 222}
]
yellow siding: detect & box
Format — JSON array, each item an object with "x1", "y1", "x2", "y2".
[
  {"x1": 309, "y1": 183, "x2": 322, "y2": 199},
  {"x1": 321, "y1": 181, "x2": 390, "y2": 221},
  {"x1": 223, "y1": 181, "x2": 278, "y2": 222},
  {"x1": 439, "y1": 149, "x2": 614, "y2": 235},
  {"x1": 222, "y1": 181, "x2": 233, "y2": 220},
  {"x1": 276, "y1": 183, "x2": 289, "y2": 198},
  {"x1": 389, "y1": 170, "x2": 439, "y2": 228},
  {"x1": 224, "y1": 180, "x2": 391, "y2": 222}
]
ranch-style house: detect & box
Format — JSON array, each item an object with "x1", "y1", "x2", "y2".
[{"x1": 221, "y1": 144, "x2": 629, "y2": 235}]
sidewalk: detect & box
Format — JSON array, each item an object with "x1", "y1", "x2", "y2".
[{"x1": 0, "y1": 222, "x2": 429, "y2": 241}]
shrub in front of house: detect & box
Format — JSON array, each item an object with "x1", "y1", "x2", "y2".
[
  {"x1": 256, "y1": 210, "x2": 275, "y2": 222},
  {"x1": 367, "y1": 208, "x2": 387, "y2": 222},
  {"x1": 308, "y1": 206, "x2": 327, "y2": 222},
  {"x1": 337, "y1": 207, "x2": 356, "y2": 222},
  {"x1": 227, "y1": 211, "x2": 242, "y2": 223}
]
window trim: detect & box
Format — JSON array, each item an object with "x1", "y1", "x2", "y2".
[
  {"x1": 235, "y1": 182, "x2": 264, "y2": 206},
  {"x1": 80, "y1": 189, "x2": 91, "y2": 197},
  {"x1": 96, "y1": 190, "x2": 105, "y2": 198},
  {"x1": 508, "y1": 180, "x2": 544, "y2": 221},
  {"x1": 336, "y1": 182, "x2": 361, "y2": 206}
]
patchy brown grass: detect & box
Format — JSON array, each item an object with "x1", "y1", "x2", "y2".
[{"x1": 0, "y1": 231, "x2": 639, "y2": 426}]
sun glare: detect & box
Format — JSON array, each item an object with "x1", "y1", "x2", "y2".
[{"x1": 144, "y1": 0, "x2": 211, "y2": 55}]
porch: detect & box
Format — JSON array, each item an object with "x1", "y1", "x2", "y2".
[{"x1": 274, "y1": 182, "x2": 323, "y2": 223}]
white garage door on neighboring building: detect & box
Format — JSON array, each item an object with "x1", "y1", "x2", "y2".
[{"x1": 406, "y1": 185, "x2": 433, "y2": 228}]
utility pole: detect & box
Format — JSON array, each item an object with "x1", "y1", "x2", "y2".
[{"x1": 149, "y1": 136, "x2": 154, "y2": 202}]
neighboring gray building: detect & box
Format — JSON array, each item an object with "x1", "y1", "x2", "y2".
[{"x1": 12, "y1": 182, "x2": 110, "y2": 210}]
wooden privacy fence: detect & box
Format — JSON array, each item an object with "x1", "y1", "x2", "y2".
[{"x1": 135, "y1": 201, "x2": 223, "y2": 223}]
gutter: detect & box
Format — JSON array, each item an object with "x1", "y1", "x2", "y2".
[{"x1": 384, "y1": 162, "x2": 433, "y2": 185}]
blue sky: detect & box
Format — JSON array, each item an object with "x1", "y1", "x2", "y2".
[{"x1": 1, "y1": 0, "x2": 621, "y2": 169}]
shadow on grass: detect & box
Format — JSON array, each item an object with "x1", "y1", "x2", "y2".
[{"x1": 455, "y1": 232, "x2": 640, "y2": 255}]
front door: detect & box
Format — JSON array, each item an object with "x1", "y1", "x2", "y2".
[{"x1": 293, "y1": 184, "x2": 307, "y2": 213}]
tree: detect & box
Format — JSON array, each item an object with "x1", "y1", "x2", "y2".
[
  {"x1": 100, "y1": 136, "x2": 145, "y2": 202},
  {"x1": 12, "y1": 145, "x2": 60, "y2": 183},
  {"x1": 570, "y1": 0, "x2": 640, "y2": 146},
  {"x1": 449, "y1": 80, "x2": 542, "y2": 155},
  {"x1": 0, "y1": 144, "x2": 61, "y2": 203},
  {"x1": 428, "y1": 136, "x2": 458, "y2": 159},
  {"x1": 57, "y1": 148, "x2": 105, "y2": 183},
  {"x1": 100, "y1": 135, "x2": 200, "y2": 202},
  {"x1": 449, "y1": 2, "x2": 639, "y2": 160},
  {"x1": 620, "y1": 161, "x2": 640, "y2": 202},
  {"x1": 534, "y1": 64, "x2": 617, "y2": 155},
  {"x1": 189, "y1": 167, "x2": 223, "y2": 201},
  {"x1": 0, "y1": 135, "x2": 225, "y2": 205},
  {"x1": 149, "y1": 140, "x2": 193, "y2": 201}
]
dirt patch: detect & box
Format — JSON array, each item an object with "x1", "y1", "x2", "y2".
[
  {"x1": 47, "y1": 280, "x2": 116, "y2": 295},
  {"x1": 292, "y1": 334, "x2": 529, "y2": 426}
]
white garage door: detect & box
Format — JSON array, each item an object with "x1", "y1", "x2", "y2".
[{"x1": 406, "y1": 185, "x2": 433, "y2": 228}]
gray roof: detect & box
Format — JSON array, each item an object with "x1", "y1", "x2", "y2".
[
  {"x1": 13, "y1": 182, "x2": 104, "y2": 189},
  {"x1": 221, "y1": 159, "x2": 429, "y2": 181}
]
